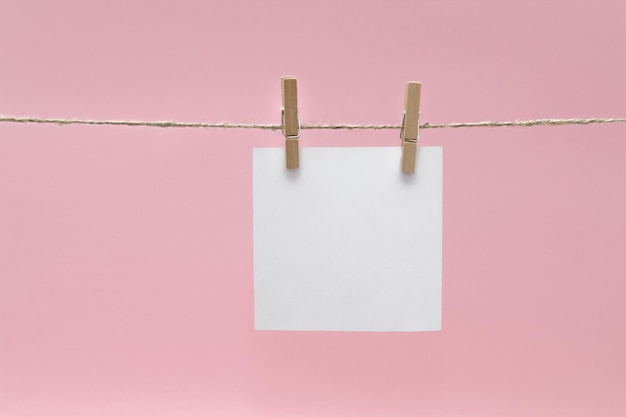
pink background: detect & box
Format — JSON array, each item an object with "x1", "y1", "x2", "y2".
[{"x1": 1, "y1": 1, "x2": 626, "y2": 416}]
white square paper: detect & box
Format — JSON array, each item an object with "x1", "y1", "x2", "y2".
[{"x1": 253, "y1": 147, "x2": 442, "y2": 332}]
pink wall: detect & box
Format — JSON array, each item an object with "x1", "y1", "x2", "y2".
[{"x1": 1, "y1": 1, "x2": 625, "y2": 416}]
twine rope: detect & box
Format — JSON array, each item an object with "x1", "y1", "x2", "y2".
[{"x1": 1, "y1": 116, "x2": 625, "y2": 130}]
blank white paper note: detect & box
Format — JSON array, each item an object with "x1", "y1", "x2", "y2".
[{"x1": 253, "y1": 147, "x2": 442, "y2": 332}]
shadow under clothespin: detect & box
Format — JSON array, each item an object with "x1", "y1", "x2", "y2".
[{"x1": 400, "y1": 82, "x2": 421, "y2": 174}]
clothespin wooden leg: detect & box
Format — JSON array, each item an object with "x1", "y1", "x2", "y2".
[
  {"x1": 281, "y1": 76, "x2": 301, "y2": 170},
  {"x1": 402, "y1": 141, "x2": 417, "y2": 174},
  {"x1": 400, "y1": 82, "x2": 421, "y2": 174},
  {"x1": 285, "y1": 139, "x2": 299, "y2": 170}
]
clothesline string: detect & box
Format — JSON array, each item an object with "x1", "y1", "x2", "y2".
[{"x1": 1, "y1": 116, "x2": 625, "y2": 130}]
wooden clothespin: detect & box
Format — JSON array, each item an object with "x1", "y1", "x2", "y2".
[
  {"x1": 281, "y1": 76, "x2": 301, "y2": 169},
  {"x1": 400, "y1": 82, "x2": 421, "y2": 174}
]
